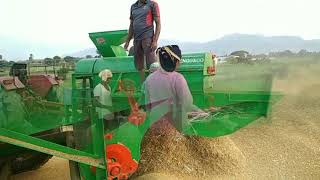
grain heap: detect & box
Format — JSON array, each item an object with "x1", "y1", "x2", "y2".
[{"x1": 134, "y1": 118, "x2": 246, "y2": 179}]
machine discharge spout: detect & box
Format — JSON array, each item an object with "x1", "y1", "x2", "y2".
[{"x1": 89, "y1": 30, "x2": 128, "y2": 57}]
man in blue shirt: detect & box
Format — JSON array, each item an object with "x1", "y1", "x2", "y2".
[{"x1": 124, "y1": 0, "x2": 161, "y2": 82}]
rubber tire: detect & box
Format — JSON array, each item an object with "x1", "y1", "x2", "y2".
[{"x1": 11, "y1": 151, "x2": 52, "y2": 174}]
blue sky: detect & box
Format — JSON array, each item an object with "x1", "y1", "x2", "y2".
[{"x1": 0, "y1": 0, "x2": 319, "y2": 59}]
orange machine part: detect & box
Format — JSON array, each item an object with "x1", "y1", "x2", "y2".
[
  {"x1": 106, "y1": 144, "x2": 138, "y2": 180},
  {"x1": 118, "y1": 80, "x2": 146, "y2": 126},
  {"x1": 127, "y1": 98, "x2": 146, "y2": 126}
]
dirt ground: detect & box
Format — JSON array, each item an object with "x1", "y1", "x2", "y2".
[{"x1": 11, "y1": 61, "x2": 320, "y2": 180}]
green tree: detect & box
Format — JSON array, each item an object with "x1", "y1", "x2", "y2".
[
  {"x1": 229, "y1": 50, "x2": 252, "y2": 64},
  {"x1": 44, "y1": 57, "x2": 53, "y2": 65},
  {"x1": 298, "y1": 49, "x2": 308, "y2": 56},
  {"x1": 230, "y1": 50, "x2": 250, "y2": 58},
  {"x1": 86, "y1": 55, "x2": 93, "y2": 59},
  {"x1": 53, "y1": 55, "x2": 61, "y2": 59},
  {"x1": 282, "y1": 50, "x2": 294, "y2": 57},
  {"x1": 0, "y1": 54, "x2": 2, "y2": 60},
  {"x1": 63, "y1": 56, "x2": 75, "y2": 62},
  {"x1": 53, "y1": 55, "x2": 62, "y2": 63},
  {"x1": 0, "y1": 60, "x2": 5, "y2": 67},
  {"x1": 0, "y1": 60, "x2": 5, "y2": 72}
]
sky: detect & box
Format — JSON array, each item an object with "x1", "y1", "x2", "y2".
[{"x1": 0, "y1": 0, "x2": 320, "y2": 59}]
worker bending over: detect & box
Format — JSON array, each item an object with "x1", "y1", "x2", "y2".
[{"x1": 144, "y1": 45, "x2": 205, "y2": 132}]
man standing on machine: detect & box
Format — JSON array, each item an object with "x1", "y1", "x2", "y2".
[{"x1": 124, "y1": 0, "x2": 161, "y2": 83}]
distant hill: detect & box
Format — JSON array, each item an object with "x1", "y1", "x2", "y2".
[
  {"x1": 2, "y1": 34, "x2": 320, "y2": 60},
  {"x1": 187, "y1": 34, "x2": 320, "y2": 55},
  {"x1": 69, "y1": 34, "x2": 320, "y2": 57},
  {"x1": 68, "y1": 48, "x2": 99, "y2": 58}
]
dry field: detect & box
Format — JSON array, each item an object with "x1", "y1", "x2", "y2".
[{"x1": 11, "y1": 59, "x2": 320, "y2": 180}]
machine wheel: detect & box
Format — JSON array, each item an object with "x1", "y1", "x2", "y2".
[{"x1": 11, "y1": 151, "x2": 52, "y2": 174}]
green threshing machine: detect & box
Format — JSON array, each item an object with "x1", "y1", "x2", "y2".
[{"x1": 0, "y1": 30, "x2": 280, "y2": 180}]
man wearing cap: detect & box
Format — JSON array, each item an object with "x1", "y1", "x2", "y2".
[
  {"x1": 144, "y1": 45, "x2": 205, "y2": 132},
  {"x1": 124, "y1": 0, "x2": 161, "y2": 82},
  {"x1": 94, "y1": 69, "x2": 115, "y2": 130}
]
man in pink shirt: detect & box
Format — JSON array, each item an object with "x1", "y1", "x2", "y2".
[{"x1": 144, "y1": 45, "x2": 201, "y2": 132}]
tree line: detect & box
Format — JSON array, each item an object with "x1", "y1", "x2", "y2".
[{"x1": 268, "y1": 49, "x2": 320, "y2": 57}]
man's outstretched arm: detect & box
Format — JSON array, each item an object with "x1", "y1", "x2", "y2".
[
  {"x1": 124, "y1": 20, "x2": 133, "y2": 50},
  {"x1": 151, "y1": 1, "x2": 161, "y2": 51},
  {"x1": 152, "y1": 17, "x2": 161, "y2": 51}
]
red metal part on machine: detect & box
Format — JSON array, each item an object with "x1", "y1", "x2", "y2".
[
  {"x1": 207, "y1": 54, "x2": 217, "y2": 75},
  {"x1": 27, "y1": 75, "x2": 58, "y2": 98},
  {"x1": 106, "y1": 144, "x2": 138, "y2": 180},
  {"x1": 127, "y1": 97, "x2": 146, "y2": 125},
  {"x1": 207, "y1": 66, "x2": 216, "y2": 74},
  {"x1": 118, "y1": 80, "x2": 146, "y2": 126},
  {"x1": 0, "y1": 77, "x2": 25, "y2": 90},
  {"x1": 105, "y1": 133, "x2": 113, "y2": 140}
]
